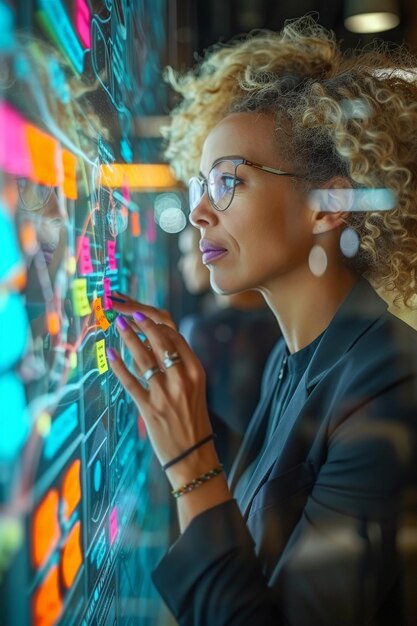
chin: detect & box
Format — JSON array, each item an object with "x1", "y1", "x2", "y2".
[{"x1": 210, "y1": 275, "x2": 243, "y2": 296}]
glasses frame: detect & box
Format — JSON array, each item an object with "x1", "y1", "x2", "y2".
[{"x1": 188, "y1": 155, "x2": 301, "y2": 213}]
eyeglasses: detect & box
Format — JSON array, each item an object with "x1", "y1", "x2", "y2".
[
  {"x1": 17, "y1": 178, "x2": 53, "y2": 211},
  {"x1": 188, "y1": 156, "x2": 301, "y2": 213}
]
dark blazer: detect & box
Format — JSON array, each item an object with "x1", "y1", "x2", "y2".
[{"x1": 153, "y1": 280, "x2": 417, "y2": 626}]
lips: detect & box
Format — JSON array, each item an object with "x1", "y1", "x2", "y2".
[{"x1": 199, "y1": 238, "x2": 228, "y2": 264}]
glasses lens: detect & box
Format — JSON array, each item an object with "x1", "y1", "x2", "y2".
[
  {"x1": 208, "y1": 160, "x2": 236, "y2": 211},
  {"x1": 188, "y1": 177, "x2": 204, "y2": 212},
  {"x1": 17, "y1": 178, "x2": 53, "y2": 211}
]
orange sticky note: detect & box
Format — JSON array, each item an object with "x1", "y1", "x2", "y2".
[
  {"x1": 62, "y1": 149, "x2": 78, "y2": 199},
  {"x1": 26, "y1": 124, "x2": 59, "y2": 187},
  {"x1": 62, "y1": 459, "x2": 81, "y2": 520},
  {"x1": 46, "y1": 311, "x2": 60, "y2": 336},
  {"x1": 131, "y1": 211, "x2": 141, "y2": 237},
  {"x1": 33, "y1": 565, "x2": 62, "y2": 626},
  {"x1": 32, "y1": 489, "x2": 60, "y2": 568},
  {"x1": 93, "y1": 297, "x2": 110, "y2": 331},
  {"x1": 61, "y1": 521, "x2": 82, "y2": 589}
]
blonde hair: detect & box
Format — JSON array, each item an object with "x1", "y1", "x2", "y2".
[{"x1": 163, "y1": 17, "x2": 417, "y2": 308}]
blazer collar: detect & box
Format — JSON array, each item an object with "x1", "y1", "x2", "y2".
[{"x1": 305, "y1": 278, "x2": 387, "y2": 392}]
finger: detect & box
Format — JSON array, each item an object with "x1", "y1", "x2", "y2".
[
  {"x1": 106, "y1": 347, "x2": 148, "y2": 405},
  {"x1": 131, "y1": 312, "x2": 203, "y2": 379},
  {"x1": 111, "y1": 298, "x2": 176, "y2": 328},
  {"x1": 115, "y1": 315, "x2": 165, "y2": 384}
]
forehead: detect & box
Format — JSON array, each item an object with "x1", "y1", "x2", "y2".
[{"x1": 200, "y1": 112, "x2": 282, "y2": 174}]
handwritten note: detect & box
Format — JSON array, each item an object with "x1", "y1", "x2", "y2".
[
  {"x1": 95, "y1": 339, "x2": 108, "y2": 374},
  {"x1": 72, "y1": 278, "x2": 91, "y2": 316},
  {"x1": 107, "y1": 240, "x2": 117, "y2": 271},
  {"x1": 76, "y1": 236, "x2": 93, "y2": 275},
  {"x1": 92, "y1": 297, "x2": 110, "y2": 331},
  {"x1": 103, "y1": 278, "x2": 112, "y2": 310}
]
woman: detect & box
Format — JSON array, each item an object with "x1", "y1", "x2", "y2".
[{"x1": 107, "y1": 18, "x2": 417, "y2": 625}]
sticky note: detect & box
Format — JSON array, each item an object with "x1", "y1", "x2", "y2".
[
  {"x1": 75, "y1": 0, "x2": 91, "y2": 48},
  {"x1": 103, "y1": 277, "x2": 112, "y2": 310},
  {"x1": 0, "y1": 102, "x2": 33, "y2": 177},
  {"x1": 32, "y1": 489, "x2": 60, "y2": 567},
  {"x1": 33, "y1": 565, "x2": 62, "y2": 625},
  {"x1": 62, "y1": 459, "x2": 81, "y2": 520},
  {"x1": 71, "y1": 278, "x2": 91, "y2": 316},
  {"x1": 61, "y1": 521, "x2": 82, "y2": 589},
  {"x1": 109, "y1": 507, "x2": 118, "y2": 546},
  {"x1": 130, "y1": 211, "x2": 141, "y2": 237},
  {"x1": 62, "y1": 149, "x2": 78, "y2": 199},
  {"x1": 95, "y1": 339, "x2": 108, "y2": 374},
  {"x1": 76, "y1": 236, "x2": 93, "y2": 275},
  {"x1": 26, "y1": 123, "x2": 59, "y2": 187},
  {"x1": 92, "y1": 297, "x2": 110, "y2": 331},
  {"x1": 107, "y1": 240, "x2": 117, "y2": 271}
]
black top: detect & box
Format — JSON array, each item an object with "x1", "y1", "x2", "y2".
[{"x1": 235, "y1": 330, "x2": 324, "y2": 503}]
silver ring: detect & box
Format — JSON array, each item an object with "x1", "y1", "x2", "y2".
[
  {"x1": 141, "y1": 365, "x2": 161, "y2": 382},
  {"x1": 163, "y1": 350, "x2": 179, "y2": 360},
  {"x1": 162, "y1": 355, "x2": 182, "y2": 369}
]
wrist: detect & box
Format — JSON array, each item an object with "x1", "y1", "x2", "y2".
[{"x1": 165, "y1": 442, "x2": 220, "y2": 489}]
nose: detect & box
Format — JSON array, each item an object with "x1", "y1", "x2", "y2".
[{"x1": 189, "y1": 191, "x2": 218, "y2": 228}]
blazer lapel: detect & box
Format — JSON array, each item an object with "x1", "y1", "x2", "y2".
[
  {"x1": 228, "y1": 356, "x2": 281, "y2": 492},
  {"x1": 236, "y1": 279, "x2": 388, "y2": 518}
]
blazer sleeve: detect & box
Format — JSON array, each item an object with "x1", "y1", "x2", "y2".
[
  {"x1": 152, "y1": 374, "x2": 417, "y2": 626},
  {"x1": 152, "y1": 499, "x2": 281, "y2": 625}
]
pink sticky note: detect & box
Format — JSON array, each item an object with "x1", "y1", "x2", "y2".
[
  {"x1": 0, "y1": 102, "x2": 33, "y2": 177},
  {"x1": 107, "y1": 240, "x2": 117, "y2": 271},
  {"x1": 103, "y1": 277, "x2": 112, "y2": 310},
  {"x1": 76, "y1": 235, "x2": 93, "y2": 275},
  {"x1": 146, "y1": 210, "x2": 156, "y2": 243},
  {"x1": 109, "y1": 506, "x2": 118, "y2": 546},
  {"x1": 75, "y1": 0, "x2": 91, "y2": 48}
]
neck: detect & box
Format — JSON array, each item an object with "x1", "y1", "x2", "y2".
[
  {"x1": 261, "y1": 263, "x2": 359, "y2": 354},
  {"x1": 214, "y1": 289, "x2": 266, "y2": 310}
]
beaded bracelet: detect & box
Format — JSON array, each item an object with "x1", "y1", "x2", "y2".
[{"x1": 171, "y1": 465, "x2": 224, "y2": 499}]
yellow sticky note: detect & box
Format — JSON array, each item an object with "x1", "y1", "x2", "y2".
[
  {"x1": 72, "y1": 278, "x2": 91, "y2": 316},
  {"x1": 95, "y1": 339, "x2": 108, "y2": 374}
]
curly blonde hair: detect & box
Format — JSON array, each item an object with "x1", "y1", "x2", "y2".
[{"x1": 162, "y1": 17, "x2": 417, "y2": 308}]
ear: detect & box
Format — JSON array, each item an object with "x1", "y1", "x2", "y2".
[{"x1": 310, "y1": 177, "x2": 353, "y2": 235}]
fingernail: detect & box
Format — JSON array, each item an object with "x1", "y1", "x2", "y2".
[
  {"x1": 116, "y1": 315, "x2": 128, "y2": 331},
  {"x1": 133, "y1": 311, "x2": 146, "y2": 323},
  {"x1": 106, "y1": 348, "x2": 117, "y2": 362}
]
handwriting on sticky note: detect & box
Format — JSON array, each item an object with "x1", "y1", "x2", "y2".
[
  {"x1": 93, "y1": 297, "x2": 110, "y2": 331},
  {"x1": 95, "y1": 339, "x2": 108, "y2": 374},
  {"x1": 72, "y1": 278, "x2": 91, "y2": 316},
  {"x1": 103, "y1": 278, "x2": 112, "y2": 310},
  {"x1": 76, "y1": 236, "x2": 93, "y2": 275},
  {"x1": 107, "y1": 240, "x2": 117, "y2": 271}
]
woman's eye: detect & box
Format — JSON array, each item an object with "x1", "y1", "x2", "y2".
[{"x1": 221, "y1": 174, "x2": 236, "y2": 189}]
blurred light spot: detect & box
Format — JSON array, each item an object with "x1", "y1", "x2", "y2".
[
  {"x1": 309, "y1": 188, "x2": 396, "y2": 213},
  {"x1": 340, "y1": 227, "x2": 360, "y2": 258},
  {"x1": 37, "y1": 412, "x2": 52, "y2": 437},
  {"x1": 309, "y1": 245, "x2": 327, "y2": 277},
  {"x1": 67, "y1": 256, "x2": 76, "y2": 274},
  {"x1": 159, "y1": 207, "x2": 186, "y2": 234},
  {"x1": 154, "y1": 193, "x2": 182, "y2": 222},
  {"x1": 345, "y1": 12, "x2": 400, "y2": 34}
]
